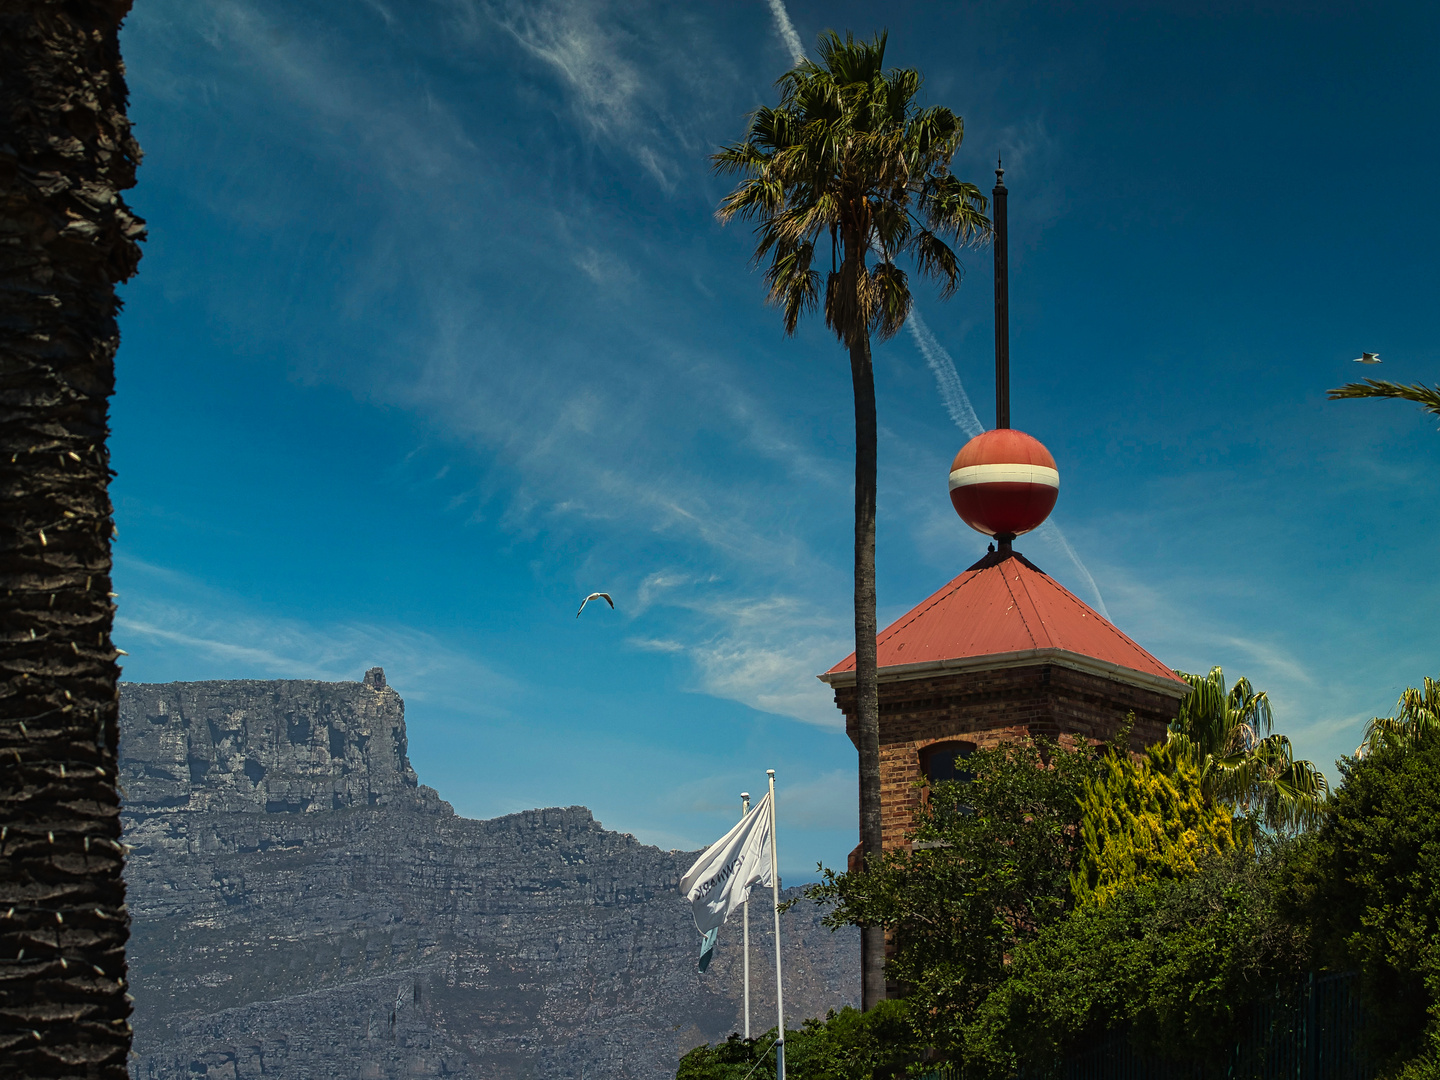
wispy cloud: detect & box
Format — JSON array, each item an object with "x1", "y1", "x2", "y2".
[
  {"x1": 1094, "y1": 562, "x2": 1366, "y2": 771},
  {"x1": 629, "y1": 571, "x2": 848, "y2": 728},
  {"x1": 170, "y1": 0, "x2": 474, "y2": 196},
  {"x1": 121, "y1": 0, "x2": 901, "y2": 738},
  {"x1": 437, "y1": 0, "x2": 743, "y2": 191},
  {"x1": 991, "y1": 117, "x2": 1068, "y2": 251},
  {"x1": 113, "y1": 557, "x2": 516, "y2": 713}
]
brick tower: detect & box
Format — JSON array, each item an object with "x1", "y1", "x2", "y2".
[{"x1": 818, "y1": 546, "x2": 1190, "y2": 855}]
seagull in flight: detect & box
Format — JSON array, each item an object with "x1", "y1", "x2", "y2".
[
  {"x1": 1353, "y1": 352, "x2": 1381, "y2": 364},
  {"x1": 576, "y1": 592, "x2": 614, "y2": 618}
]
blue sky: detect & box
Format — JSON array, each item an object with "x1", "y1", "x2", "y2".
[{"x1": 113, "y1": 0, "x2": 1439, "y2": 880}]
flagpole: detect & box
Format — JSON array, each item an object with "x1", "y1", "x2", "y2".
[
  {"x1": 741, "y1": 791, "x2": 751, "y2": 1041},
  {"x1": 768, "y1": 769, "x2": 785, "y2": 1080}
]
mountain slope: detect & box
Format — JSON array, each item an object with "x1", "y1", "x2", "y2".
[{"x1": 120, "y1": 670, "x2": 857, "y2": 1079}]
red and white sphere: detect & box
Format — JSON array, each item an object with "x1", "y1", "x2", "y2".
[{"x1": 948, "y1": 429, "x2": 1059, "y2": 537}]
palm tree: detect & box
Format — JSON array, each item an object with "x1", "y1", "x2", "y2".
[
  {"x1": 713, "y1": 30, "x2": 990, "y2": 1008},
  {"x1": 1357, "y1": 675, "x2": 1440, "y2": 756},
  {"x1": 1169, "y1": 667, "x2": 1328, "y2": 833},
  {"x1": 1328, "y1": 378, "x2": 1440, "y2": 424},
  {"x1": 1, "y1": 2, "x2": 144, "y2": 1074}
]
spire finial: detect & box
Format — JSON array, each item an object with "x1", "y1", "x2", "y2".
[{"x1": 996, "y1": 154, "x2": 1005, "y2": 186}]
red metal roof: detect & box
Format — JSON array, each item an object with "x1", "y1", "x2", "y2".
[{"x1": 822, "y1": 550, "x2": 1187, "y2": 693}]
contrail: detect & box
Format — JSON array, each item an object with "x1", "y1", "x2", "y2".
[
  {"x1": 767, "y1": 0, "x2": 806, "y2": 66},
  {"x1": 908, "y1": 307, "x2": 1111, "y2": 620},
  {"x1": 1034, "y1": 520, "x2": 1112, "y2": 621},
  {"x1": 907, "y1": 309, "x2": 983, "y2": 439}
]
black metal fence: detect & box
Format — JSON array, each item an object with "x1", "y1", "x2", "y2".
[{"x1": 923, "y1": 972, "x2": 1370, "y2": 1080}]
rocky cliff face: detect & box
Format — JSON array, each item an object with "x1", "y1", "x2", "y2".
[{"x1": 120, "y1": 671, "x2": 857, "y2": 1080}]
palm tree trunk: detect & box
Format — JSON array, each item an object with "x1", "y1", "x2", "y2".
[
  {"x1": 849, "y1": 333, "x2": 885, "y2": 1009},
  {"x1": 1, "y1": 2, "x2": 143, "y2": 1075}
]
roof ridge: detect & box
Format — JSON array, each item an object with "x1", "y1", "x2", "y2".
[{"x1": 1002, "y1": 558, "x2": 1044, "y2": 651}]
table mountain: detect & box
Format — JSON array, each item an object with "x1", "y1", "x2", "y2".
[{"x1": 119, "y1": 669, "x2": 857, "y2": 1079}]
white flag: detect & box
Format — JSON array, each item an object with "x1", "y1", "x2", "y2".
[{"x1": 680, "y1": 792, "x2": 774, "y2": 934}]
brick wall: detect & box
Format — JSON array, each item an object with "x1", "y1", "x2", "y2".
[{"x1": 831, "y1": 663, "x2": 1181, "y2": 852}]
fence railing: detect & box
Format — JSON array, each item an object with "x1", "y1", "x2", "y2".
[{"x1": 920, "y1": 971, "x2": 1371, "y2": 1080}]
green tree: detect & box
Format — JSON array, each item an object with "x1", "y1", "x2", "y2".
[
  {"x1": 1071, "y1": 741, "x2": 1243, "y2": 908},
  {"x1": 1357, "y1": 674, "x2": 1440, "y2": 757},
  {"x1": 806, "y1": 738, "x2": 1098, "y2": 1054},
  {"x1": 712, "y1": 30, "x2": 990, "y2": 1007},
  {"x1": 1171, "y1": 667, "x2": 1328, "y2": 832},
  {"x1": 1328, "y1": 378, "x2": 1440, "y2": 425},
  {"x1": 1286, "y1": 735, "x2": 1440, "y2": 1074},
  {"x1": 1, "y1": 2, "x2": 144, "y2": 1075},
  {"x1": 969, "y1": 845, "x2": 1309, "y2": 1077},
  {"x1": 676, "y1": 1002, "x2": 919, "y2": 1080}
]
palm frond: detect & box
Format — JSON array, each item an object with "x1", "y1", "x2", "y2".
[
  {"x1": 1170, "y1": 667, "x2": 1325, "y2": 833},
  {"x1": 716, "y1": 174, "x2": 785, "y2": 226},
  {"x1": 1328, "y1": 379, "x2": 1440, "y2": 422},
  {"x1": 765, "y1": 240, "x2": 821, "y2": 336},
  {"x1": 908, "y1": 230, "x2": 961, "y2": 297},
  {"x1": 712, "y1": 28, "x2": 990, "y2": 346},
  {"x1": 869, "y1": 261, "x2": 911, "y2": 341},
  {"x1": 907, "y1": 105, "x2": 962, "y2": 161},
  {"x1": 1357, "y1": 674, "x2": 1440, "y2": 756}
]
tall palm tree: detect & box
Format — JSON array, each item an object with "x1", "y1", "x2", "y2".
[
  {"x1": 1357, "y1": 675, "x2": 1440, "y2": 756},
  {"x1": 1169, "y1": 667, "x2": 1328, "y2": 833},
  {"x1": 713, "y1": 30, "x2": 990, "y2": 1008},
  {"x1": 1, "y1": 2, "x2": 144, "y2": 1075},
  {"x1": 1328, "y1": 378, "x2": 1440, "y2": 425}
]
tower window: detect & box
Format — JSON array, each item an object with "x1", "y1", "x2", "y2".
[{"x1": 921, "y1": 740, "x2": 975, "y2": 786}]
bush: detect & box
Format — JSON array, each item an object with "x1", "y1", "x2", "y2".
[
  {"x1": 676, "y1": 1001, "x2": 920, "y2": 1080},
  {"x1": 1071, "y1": 741, "x2": 1244, "y2": 907},
  {"x1": 965, "y1": 844, "x2": 1310, "y2": 1077},
  {"x1": 1285, "y1": 737, "x2": 1440, "y2": 1073},
  {"x1": 804, "y1": 737, "x2": 1101, "y2": 1056}
]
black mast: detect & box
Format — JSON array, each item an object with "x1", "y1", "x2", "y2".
[
  {"x1": 993, "y1": 157, "x2": 1009, "y2": 430},
  {"x1": 992, "y1": 158, "x2": 1015, "y2": 555}
]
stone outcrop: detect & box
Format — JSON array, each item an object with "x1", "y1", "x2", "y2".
[{"x1": 120, "y1": 671, "x2": 857, "y2": 1079}]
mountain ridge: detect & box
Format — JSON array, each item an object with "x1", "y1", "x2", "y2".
[{"x1": 120, "y1": 670, "x2": 858, "y2": 1079}]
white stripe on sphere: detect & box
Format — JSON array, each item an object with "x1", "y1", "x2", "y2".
[{"x1": 948, "y1": 463, "x2": 1060, "y2": 490}]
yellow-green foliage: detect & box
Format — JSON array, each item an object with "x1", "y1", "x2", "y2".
[{"x1": 1071, "y1": 743, "x2": 1243, "y2": 908}]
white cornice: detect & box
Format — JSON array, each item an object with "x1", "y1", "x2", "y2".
[{"x1": 816, "y1": 647, "x2": 1191, "y2": 700}]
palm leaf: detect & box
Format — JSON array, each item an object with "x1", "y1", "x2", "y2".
[
  {"x1": 1170, "y1": 667, "x2": 1325, "y2": 832},
  {"x1": 711, "y1": 30, "x2": 991, "y2": 346},
  {"x1": 1328, "y1": 379, "x2": 1440, "y2": 422},
  {"x1": 1357, "y1": 675, "x2": 1440, "y2": 755}
]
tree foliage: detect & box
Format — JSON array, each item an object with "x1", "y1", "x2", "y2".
[
  {"x1": 805, "y1": 738, "x2": 1099, "y2": 1052},
  {"x1": 676, "y1": 1003, "x2": 919, "y2": 1080},
  {"x1": 1170, "y1": 667, "x2": 1328, "y2": 832},
  {"x1": 1285, "y1": 735, "x2": 1440, "y2": 1072},
  {"x1": 1357, "y1": 674, "x2": 1440, "y2": 757},
  {"x1": 713, "y1": 30, "x2": 990, "y2": 344},
  {"x1": 1071, "y1": 741, "x2": 1243, "y2": 908},
  {"x1": 967, "y1": 846, "x2": 1310, "y2": 1077}
]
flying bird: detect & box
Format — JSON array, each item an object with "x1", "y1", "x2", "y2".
[
  {"x1": 576, "y1": 592, "x2": 614, "y2": 618},
  {"x1": 1353, "y1": 352, "x2": 1381, "y2": 364}
]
